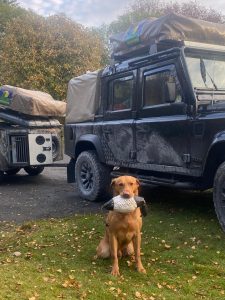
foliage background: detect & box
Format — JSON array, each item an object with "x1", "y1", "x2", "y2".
[{"x1": 0, "y1": 10, "x2": 105, "y2": 99}]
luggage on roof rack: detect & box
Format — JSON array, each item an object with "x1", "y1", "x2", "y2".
[{"x1": 110, "y1": 13, "x2": 225, "y2": 61}]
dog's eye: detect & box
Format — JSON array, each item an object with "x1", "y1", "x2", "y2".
[
  {"x1": 119, "y1": 183, "x2": 124, "y2": 187},
  {"x1": 129, "y1": 182, "x2": 134, "y2": 186}
]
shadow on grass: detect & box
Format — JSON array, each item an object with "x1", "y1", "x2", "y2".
[{"x1": 141, "y1": 186, "x2": 215, "y2": 220}]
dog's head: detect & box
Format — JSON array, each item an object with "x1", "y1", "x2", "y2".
[{"x1": 111, "y1": 176, "x2": 140, "y2": 198}]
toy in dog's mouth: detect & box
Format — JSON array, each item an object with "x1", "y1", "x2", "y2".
[{"x1": 102, "y1": 195, "x2": 148, "y2": 216}]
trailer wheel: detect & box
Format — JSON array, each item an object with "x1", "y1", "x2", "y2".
[
  {"x1": 5, "y1": 168, "x2": 21, "y2": 175},
  {"x1": 24, "y1": 166, "x2": 44, "y2": 176},
  {"x1": 75, "y1": 150, "x2": 111, "y2": 201},
  {"x1": 213, "y1": 162, "x2": 225, "y2": 232}
]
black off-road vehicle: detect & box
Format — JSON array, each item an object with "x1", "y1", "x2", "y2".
[{"x1": 65, "y1": 14, "x2": 225, "y2": 231}]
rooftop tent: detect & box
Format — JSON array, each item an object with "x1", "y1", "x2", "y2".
[
  {"x1": 66, "y1": 70, "x2": 102, "y2": 123},
  {"x1": 110, "y1": 13, "x2": 225, "y2": 60}
]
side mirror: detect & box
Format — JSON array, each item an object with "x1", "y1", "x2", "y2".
[{"x1": 166, "y1": 81, "x2": 176, "y2": 103}]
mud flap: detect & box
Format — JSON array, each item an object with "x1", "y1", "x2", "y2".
[{"x1": 67, "y1": 158, "x2": 75, "y2": 183}]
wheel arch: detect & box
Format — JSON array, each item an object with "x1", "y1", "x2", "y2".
[
  {"x1": 75, "y1": 134, "x2": 106, "y2": 163},
  {"x1": 203, "y1": 138, "x2": 225, "y2": 188},
  {"x1": 67, "y1": 134, "x2": 106, "y2": 184}
]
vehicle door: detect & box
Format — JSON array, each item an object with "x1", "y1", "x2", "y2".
[
  {"x1": 135, "y1": 63, "x2": 191, "y2": 173},
  {"x1": 101, "y1": 71, "x2": 136, "y2": 165}
]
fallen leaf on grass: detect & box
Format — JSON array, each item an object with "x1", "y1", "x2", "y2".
[
  {"x1": 126, "y1": 260, "x2": 132, "y2": 267},
  {"x1": 43, "y1": 277, "x2": 56, "y2": 283},
  {"x1": 13, "y1": 251, "x2": 22, "y2": 257},
  {"x1": 80, "y1": 291, "x2": 87, "y2": 299},
  {"x1": 157, "y1": 283, "x2": 163, "y2": 289},
  {"x1": 108, "y1": 286, "x2": 123, "y2": 298},
  {"x1": 135, "y1": 291, "x2": 142, "y2": 298},
  {"x1": 166, "y1": 284, "x2": 177, "y2": 292},
  {"x1": 62, "y1": 278, "x2": 82, "y2": 289},
  {"x1": 105, "y1": 280, "x2": 113, "y2": 286},
  {"x1": 166, "y1": 259, "x2": 176, "y2": 265},
  {"x1": 117, "y1": 288, "x2": 122, "y2": 295},
  {"x1": 28, "y1": 292, "x2": 39, "y2": 300},
  {"x1": 25, "y1": 252, "x2": 32, "y2": 259},
  {"x1": 164, "y1": 244, "x2": 171, "y2": 250}
]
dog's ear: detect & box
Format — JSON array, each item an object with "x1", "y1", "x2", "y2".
[
  {"x1": 136, "y1": 178, "x2": 140, "y2": 186},
  {"x1": 111, "y1": 178, "x2": 117, "y2": 187}
]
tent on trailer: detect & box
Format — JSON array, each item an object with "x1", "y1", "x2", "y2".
[{"x1": 0, "y1": 85, "x2": 66, "y2": 117}]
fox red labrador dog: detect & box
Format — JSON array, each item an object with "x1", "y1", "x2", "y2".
[{"x1": 96, "y1": 175, "x2": 146, "y2": 276}]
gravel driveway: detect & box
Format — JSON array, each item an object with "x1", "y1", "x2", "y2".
[
  {"x1": 0, "y1": 158, "x2": 214, "y2": 225},
  {"x1": 0, "y1": 164, "x2": 102, "y2": 223}
]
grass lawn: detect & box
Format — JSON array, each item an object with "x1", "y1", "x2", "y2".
[{"x1": 1, "y1": 188, "x2": 225, "y2": 300}]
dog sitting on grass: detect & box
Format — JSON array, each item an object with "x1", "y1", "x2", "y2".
[{"x1": 96, "y1": 175, "x2": 146, "y2": 276}]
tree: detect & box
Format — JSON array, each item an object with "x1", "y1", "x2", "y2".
[
  {"x1": 91, "y1": 24, "x2": 110, "y2": 65},
  {"x1": 0, "y1": 0, "x2": 27, "y2": 34},
  {"x1": 0, "y1": 0, "x2": 17, "y2": 4},
  {"x1": 108, "y1": 0, "x2": 225, "y2": 35},
  {"x1": 0, "y1": 14, "x2": 106, "y2": 99},
  {"x1": 163, "y1": 1, "x2": 225, "y2": 23}
]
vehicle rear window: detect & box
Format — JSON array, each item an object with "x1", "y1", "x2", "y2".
[{"x1": 108, "y1": 75, "x2": 133, "y2": 111}]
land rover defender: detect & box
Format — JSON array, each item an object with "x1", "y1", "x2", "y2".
[{"x1": 65, "y1": 13, "x2": 225, "y2": 231}]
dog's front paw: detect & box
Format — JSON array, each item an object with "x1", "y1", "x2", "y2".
[
  {"x1": 137, "y1": 266, "x2": 146, "y2": 274},
  {"x1": 111, "y1": 267, "x2": 120, "y2": 276}
]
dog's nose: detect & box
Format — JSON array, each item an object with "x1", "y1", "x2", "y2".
[{"x1": 122, "y1": 191, "x2": 131, "y2": 198}]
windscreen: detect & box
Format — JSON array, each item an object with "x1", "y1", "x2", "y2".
[{"x1": 185, "y1": 50, "x2": 225, "y2": 90}]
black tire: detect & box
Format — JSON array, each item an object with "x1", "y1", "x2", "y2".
[
  {"x1": 75, "y1": 150, "x2": 111, "y2": 201},
  {"x1": 213, "y1": 162, "x2": 225, "y2": 232},
  {"x1": 24, "y1": 166, "x2": 44, "y2": 176},
  {"x1": 52, "y1": 136, "x2": 60, "y2": 161},
  {"x1": 5, "y1": 168, "x2": 21, "y2": 175}
]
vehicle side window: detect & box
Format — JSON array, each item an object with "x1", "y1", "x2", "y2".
[
  {"x1": 108, "y1": 75, "x2": 133, "y2": 111},
  {"x1": 143, "y1": 68, "x2": 182, "y2": 107}
]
